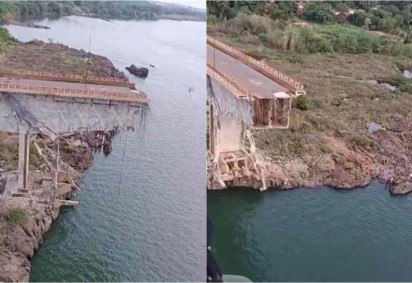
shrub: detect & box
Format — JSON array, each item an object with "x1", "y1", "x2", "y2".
[
  {"x1": 350, "y1": 134, "x2": 372, "y2": 148},
  {"x1": 399, "y1": 84, "x2": 412, "y2": 94},
  {"x1": 303, "y1": 3, "x2": 336, "y2": 24},
  {"x1": 3, "y1": 207, "x2": 28, "y2": 227},
  {"x1": 63, "y1": 143, "x2": 76, "y2": 153},
  {"x1": 295, "y1": 96, "x2": 322, "y2": 110},
  {"x1": 380, "y1": 76, "x2": 412, "y2": 94},
  {"x1": 224, "y1": 13, "x2": 271, "y2": 37},
  {"x1": 258, "y1": 32, "x2": 268, "y2": 42},
  {"x1": 289, "y1": 113, "x2": 313, "y2": 133},
  {"x1": 269, "y1": 1, "x2": 294, "y2": 21},
  {"x1": 296, "y1": 27, "x2": 333, "y2": 53},
  {"x1": 0, "y1": 143, "x2": 18, "y2": 170},
  {"x1": 207, "y1": 14, "x2": 217, "y2": 25}
]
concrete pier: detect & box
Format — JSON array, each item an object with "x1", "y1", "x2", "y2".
[{"x1": 17, "y1": 127, "x2": 30, "y2": 189}]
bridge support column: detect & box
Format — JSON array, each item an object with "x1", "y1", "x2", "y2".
[
  {"x1": 17, "y1": 125, "x2": 30, "y2": 190},
  {"x1": 51, "y1": 138, "x2": 59, "y2": 199}
]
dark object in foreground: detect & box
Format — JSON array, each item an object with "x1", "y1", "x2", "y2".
[
  {"x1": 207, "y1": 218, "x2": 223, "y2": 282},
  {"x1": 126, "y1": 64, "x2": 149, "y2": 78}
]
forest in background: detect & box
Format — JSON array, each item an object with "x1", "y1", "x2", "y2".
[
  {"x1": 208, "y1": 1, "x2": 412, "y2": 57},
  {"x1": 0, "y1": 1, "x2": 206, "y2": 23}
]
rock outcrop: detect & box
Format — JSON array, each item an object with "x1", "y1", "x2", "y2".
[
  {"x1": 0, "y1": 196, "x2": 60, "y2": 282},
  {"x1": 125, "y1": 64, "x2": 149, "y2": 78}
]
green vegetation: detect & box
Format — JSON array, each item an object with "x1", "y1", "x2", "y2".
[
  {"x1": 208, "y1": 1, "x2": 412, "y2": 35},
  {"x1": 303, "y1": 3, "x2": 336, "y2": 24},
  {"x1": 295, "y1": 96, "x2": 321, "y2": 111},
  {"x1": 0, "y1": 143, "x2": 18, "y2": 170},
  {"x1": 3, "y1": 207, "x2": 28, "y2": 227},
  {"x1": 208, "y1": 1, "x2": 412, "y2": 57},
  {"x1": 63, "y1": 143, "x2": 76, "y2": 154},
  {"x1": 381, "y1": 76, "x2": 412, "y2": 94},
  {"x1": 0, "y1": 1, "x2": 205, "y2": 23},
  {"x1": 0, "y1": 1, "x2": 75, "y2": 22},
  {"x1": 0, "y1": 26, "x2": 15, "y2": 53}
]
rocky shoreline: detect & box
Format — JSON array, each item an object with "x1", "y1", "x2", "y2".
[
  {"x1": 208, "y1": 113, "x2": 412, "y2": 196},
  {"x1": 0, "y1": 131, "x2": 115, "y2": 281}
]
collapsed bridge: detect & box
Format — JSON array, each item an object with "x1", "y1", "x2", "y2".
[
  {"x1": 207, "y1": 37, "x2": 306, "y2": 190},
  {"x1": 0, "y1": 69, "x2": 148, "y2": 200}
]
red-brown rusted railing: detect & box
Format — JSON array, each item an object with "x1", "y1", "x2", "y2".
[
  {"x1": 207, "y1": 64, "x2": 252, "y2": 100},
  {"x1": 0, "y1": 82, "x2": 147, "y2": 103},
  {"x1": 0, "y1": 69, "x2": 135, "y2": 89}
]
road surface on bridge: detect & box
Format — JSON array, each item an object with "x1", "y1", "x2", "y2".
[
  {"x1": 207, "y1": 44, "x2": 288, "y2": 99},
  {"x1": 0, "y1": 77, "x2": 147, "y2": 103}
]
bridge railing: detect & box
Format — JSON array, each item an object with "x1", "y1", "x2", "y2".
[
  {"x1": 0, "y1": 69, "x2": 135, "y2": 89},
  {"x1": 207, "y1": 64, "x2": 252, "y2": 100},
  {"x1": 207, "y1": 37, "x2": 306, "y2": 96},
  {"x1": 0, "y1": 82, "x2": 147, "y2": 103}
]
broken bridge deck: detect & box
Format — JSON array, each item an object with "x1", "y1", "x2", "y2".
[{"x1": 0, "y1": 77, "x2": 147, "y2": 104}]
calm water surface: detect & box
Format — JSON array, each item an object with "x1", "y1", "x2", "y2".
[
  {"x1": 208, "y1": 181, "x2": 412, "y2": 282},
  {"x1": 6, "y1": 16, "x2": 205, "y2": 281}
]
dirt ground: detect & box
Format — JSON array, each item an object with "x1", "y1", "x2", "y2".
[{"x1": 0, "y1": 40, "x2": 127, "y2": 79}]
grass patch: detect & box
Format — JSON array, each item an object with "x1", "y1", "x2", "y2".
[
  {"x1": 289, "y1": 112, "x2": 313, "y2": 133},
  {"x1": 0, "y1": 143, "x2": 18, "y2": 170},
  {"x1": 63, "y1": 143, "x2": 76, "y2": 153},
  {"x1": 380, "y1": 76, "x2": 412, "y2": 94},
  {"x1": 3, "y1": 207, "x2": 28, "y2": 227},
  {"x1": 349, "y1": 133, "x2": 373, "y2": 149}
]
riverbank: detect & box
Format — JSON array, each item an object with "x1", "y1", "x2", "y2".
[
  {"x1": 207, "y1": 31, "x2": 412, "y2": 195},
  {"x1": 0, "y1": 28, "x2": 123, "y2": 281}
]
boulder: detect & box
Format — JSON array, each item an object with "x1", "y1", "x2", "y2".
[{"x1": 126, "y1": 64, "x2": 149, "y2": 78}]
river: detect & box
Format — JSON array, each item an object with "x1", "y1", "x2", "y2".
[
  {"x1": 208, "y1": 181, "x2": 412, "y2": 282},
  {"x1": 6, "y1": 16, "x2": 205, "y2": 281}
]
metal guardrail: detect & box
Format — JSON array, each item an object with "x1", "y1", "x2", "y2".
[
  {"x1": 207, "y1": 37, "x2": 306, "y2": 95},
  {"x1": 0, "y1": 82, "x2": 147, "y2": 103},
  {"x1": 207, "y1": 64, "x2": 252, "y2": 100}
]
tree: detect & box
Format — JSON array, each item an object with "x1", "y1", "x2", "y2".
[
  {"x1": 270, "y1": 1, "x2": 294, "y2": 21},
  {"x1": 303, "y1": 3, "x2": 336, "y2": 24},
  {"x1": 207, "y1": 1, "x2": 235, "y2": 20}
]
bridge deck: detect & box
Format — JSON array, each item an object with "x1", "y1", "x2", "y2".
[
  {"x1": 0, "y1": 77, "x2": 147, "y2": 103},
  {"x1": 207, "y1": 44, "x2": 288, "y2": 99}
]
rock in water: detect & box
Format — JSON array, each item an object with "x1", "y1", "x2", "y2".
[{"x1": 125, "y1": 64, "x2": 149, "y2": 78}]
